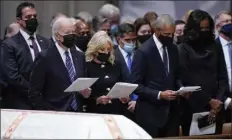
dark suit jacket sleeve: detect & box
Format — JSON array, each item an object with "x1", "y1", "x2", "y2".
[
  {"x1": 1, "y1": 40, "x2": 30, "y2": 93},
  {"x1": 131, "y1": 49, "x2": 160, "y2": 102},
  {"x1": 216, "y1": 43, "x2": 229, "y2": 101},
  {"x1": 173, "y1": 45, "x2": 183, "y2": 89},
  {"x1": 29, "y1": 53, "x2": 47, "y2": 110}
]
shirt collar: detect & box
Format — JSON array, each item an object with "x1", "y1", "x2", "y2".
[
  {"x1": 153, "y1": 33, "x2": 163, "y2": 50},
  {"x1": 20, "y1": 29, "x2": 36, "y2": 40},
  {"x1": 219, "y1": 35, "x2": 232, "y2": 47},
  {"x1": 55, "y1": 41, "x2": 71, "y2": 56},
  {"x1": 118, "y1": 45, "x2": 129, "y2": 58}
]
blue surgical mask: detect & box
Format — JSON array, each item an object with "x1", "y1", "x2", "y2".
[
  {"x1": 122, "y1": 41, "x2": 136, "y2": 54},
  {"x1": 110, "y1": 24, "x2": 118, "y2": 35}
]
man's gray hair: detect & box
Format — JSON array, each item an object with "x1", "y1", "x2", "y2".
[
  {"x1": 50, "y1": 13, "x2": 67, "y2": 28},
  {"x1": 151, "y1": 14, "x2": 175, "y2": 30},
  {"x1": 92, "y1": 16, "x2": 109, "y2": 32},
  {"x1": 214, "y1": 11, "x2": 231, "y2": 26},
  {"x1": 76, "y1": 11, "x2": 93, "y2": 24},
  {"x1": 98, "y1": 4, "x2": 120, "y2": 19},
  {"x1": 52, "y1": 17, "x2": 73, "y2": 36}
]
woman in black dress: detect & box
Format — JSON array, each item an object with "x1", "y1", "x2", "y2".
[
  {"x1": 85, "y1": 31, "x2": 129, "y2": 114},
  {"x1": 178, "y1": 10, "x2": 229, "y2": 135}
]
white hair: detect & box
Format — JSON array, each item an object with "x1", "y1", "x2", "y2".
[
  {"x1": 70, "y1": 17, "x2": 78, "y2": 25},
  {"x1": 50, "y1": 13, "x2": 67, "y2": 28},
  {"x1": 98, "y1": 4, "x2": 120, "y2": 20},
  {"x1": 76, "y1": 11, "x2": 93, "y2": 24},
  {"x1": 52, "y1": 17, "x2": 73, "y2": 36},
  {"x1": 214, "y1": 11, "x2": 230, "y2": 26},
  {"x1": 151, "y1": 14, "x2": 175, "y2": 30}
]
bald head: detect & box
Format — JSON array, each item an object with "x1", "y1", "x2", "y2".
[
  {"x1": 75, "y1": 20, "x2": 90, "y2": 37},
  {"x1": 5, "y1": 22, "x2": 20, "y2": 38}
]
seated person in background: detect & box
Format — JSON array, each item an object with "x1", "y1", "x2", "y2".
[
  {"x1": 85, "y1": 31, "x2": 129, "y2": 115},
  {"x1": 144, "y1": 11, "x2": 158, "y2": 25},
  {"x1": 4, "y1": 22, "x2": 20, "y2": 39},
  {"x1": 174, "y1": 20, "x2": 185, "y2": 45},
  {"x1": 29, "y1": 17, "x2": 89, "y2": 111},
  {"x1": 134, "y1": 17, "x2": 152, "y2": 45},
  {"x1": 74, "y1": 19, "x2": 91, "y2": 52}
]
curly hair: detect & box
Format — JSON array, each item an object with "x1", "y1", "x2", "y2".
[{"x1": 184, "y1": 9, "x2": 214, "y2": 43}]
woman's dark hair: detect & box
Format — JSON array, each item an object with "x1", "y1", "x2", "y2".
[
  {"x1": 134, "y1": 18, "x2": 151, "y2": 34},
  {"x1": 184, "y1": 9, "x2": 214, "y2": 42}
]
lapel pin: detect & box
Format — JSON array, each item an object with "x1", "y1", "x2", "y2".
[
  {"x1": 39, "y1": 40, "x2": 43, "y2": 42},
  {"x1": 105, "y1": 75, "x2": 109, "y2": 79},
  {"x1": 101, "y1": 65, "x2": 105, "y2": 68}
]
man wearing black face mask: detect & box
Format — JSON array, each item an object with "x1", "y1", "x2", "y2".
[
  {"x1": 74, "y1": 19, "x2": 91, "y2": 52},
  {"x1": 0, "y1": 2, "x2": 49, "y2": 109},
  {"x1": 216, "y1": 23, "x2": 232, "y2": 123},
  {"x1": 28, "y1": 17, "x2": 89, "y2": 112},
  {"x1": 131, "y1": 14, "x2": 183, "y2": 137},
  {"x1": 174, "y1": 20, "x2": 185, "y2": 45}
]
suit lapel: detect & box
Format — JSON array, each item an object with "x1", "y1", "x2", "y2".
[
  {"x1": 115, "y1": 47, "x2": 130, "y2": 75},
  {"x1": 51, "y1": 44, "x2": 72, "y2": 84},
  {"x1": 36, "y1": 35, "x2": 46, "y2": 50},
  {"x1": 70, "y1": 48, "x2": 81, "y2": 79},
  {"x1": 17, "y1": 32, "x2": 33, "y2": 63}
]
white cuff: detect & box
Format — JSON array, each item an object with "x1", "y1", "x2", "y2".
[
  {"x1": 224, "y1": 97, "x2": 232, "y2": 110},
  {"x1": 158, "y1": 91, "x2": 161, "y2": 100}
]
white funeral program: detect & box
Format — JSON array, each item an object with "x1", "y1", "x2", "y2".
[
  {"x1": 64, "y1": 78, "x2": 99, "y2": 92},
  {"x1": 106, "y1": 82, "x2": 138, "y2": 99}
]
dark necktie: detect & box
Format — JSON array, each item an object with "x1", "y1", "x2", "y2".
[
  {"x1": 127, "y1": 53, "x2": 138, "y2": 101},
  {"x1": 162, "y1": 46, "x2": 168, "y2": 75},
  {"x1": 127, "y1": 53, "x2": 132, "y2": 72},
  {"x1": 29, "y1": 36, "x2": 39, "y2": 58},
  {"x1": 65, "y1": 51, "x2": 78, "y2": 111}
]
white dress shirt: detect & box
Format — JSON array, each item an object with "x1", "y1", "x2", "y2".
[
  {"x1": 20, "y1": 29, "x2": 41, "y2": 61},
  {"x1": 55, "y1": 41, "x2": 76, "y2": 74},
  {"x1": 118, "y1": 46, "x2": 134, "y2": 68},
  {"x1": 153, "y1": 34, "x2": 170, "y2": 100},
  {"x1": 219, "y1": 36, "x2": 232, "y2": 109}
]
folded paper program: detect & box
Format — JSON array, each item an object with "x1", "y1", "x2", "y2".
[{"x1": 176, "y1": 86, "x2": 201, "y2": 95}]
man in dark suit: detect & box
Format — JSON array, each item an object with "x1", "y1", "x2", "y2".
[
  {"x1": 114, "y1": 23, "x2": 138, "y2": 117},
  {"x1": 131, "y1": 14, "x2": 183, "y2": 137},
  {"x1": 0, "y1": 2, "x2": 49, "y2": 109},
  {"x1": 29, "y1": 17, "x2": 89, "y2": 112},
  {"x1": 215, "y1": 18, "x2": 232, "y2": 123}
]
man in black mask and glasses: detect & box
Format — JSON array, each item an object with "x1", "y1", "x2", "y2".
[
  {"x1": 28, "y1": 17, "x2": 90, "y2": 111},
  {"x1": 0, "y1": 2, "x2": 49, "y2": 109}
]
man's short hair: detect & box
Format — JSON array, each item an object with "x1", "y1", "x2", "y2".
[
  {"x1": 214, "y1": 11, "x2": 231, "y2": 26},
  {"x1": 144, "y1": 12, "x2": 158, "y2": 23},
  {"x1": 16, "y1": 2, "x2": 35, "y2": 18},
  {"x1": 175, "y1": 20, "x2": 186, "y2": 25},
  {"x1": 151, "y1": 14, "x2": 175, "y2": 30},
  {"x1": 117, "y1": 23, "x2": 135, "y2": 37},
  {"x1": 98, "y1": 4, "x2": 120, "y2": 20},
  {"x1": 92, "y1": 16, "x2": 109, "y2": 32}
]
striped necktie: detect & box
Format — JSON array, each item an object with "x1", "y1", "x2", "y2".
[{"x1": 65, "y1": 51, "x2": 78, "y2": 111}]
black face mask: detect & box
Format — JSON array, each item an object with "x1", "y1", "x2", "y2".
[
  {"x1": 159, "y1": 35, "x2": 173, "y2": 46},
  {"x1": 137, "y1": 34, "x2": 151, "y2": 44},
  {"x1": 62, "y1": 34, "x2": 76, "y2": 48},
  {"x1": 198, "y1": 31, "x2": 214, "y2": 45},
  {"x1": 24, "y1": 18, "x2": 38, "y2": 34},
  {"x1": 176, "y1": 35, "x2": 184, "y2": 45},
  {"x1": 75, "y1": 36, "x2": 90, "y2": 52},
  {"x1": 97, "y1": 53, "x2": 110, "y2": 62}
]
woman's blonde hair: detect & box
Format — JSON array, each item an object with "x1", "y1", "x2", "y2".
[{"x1": 85, "y1": 31, "x2": 115, "y2": 64}]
